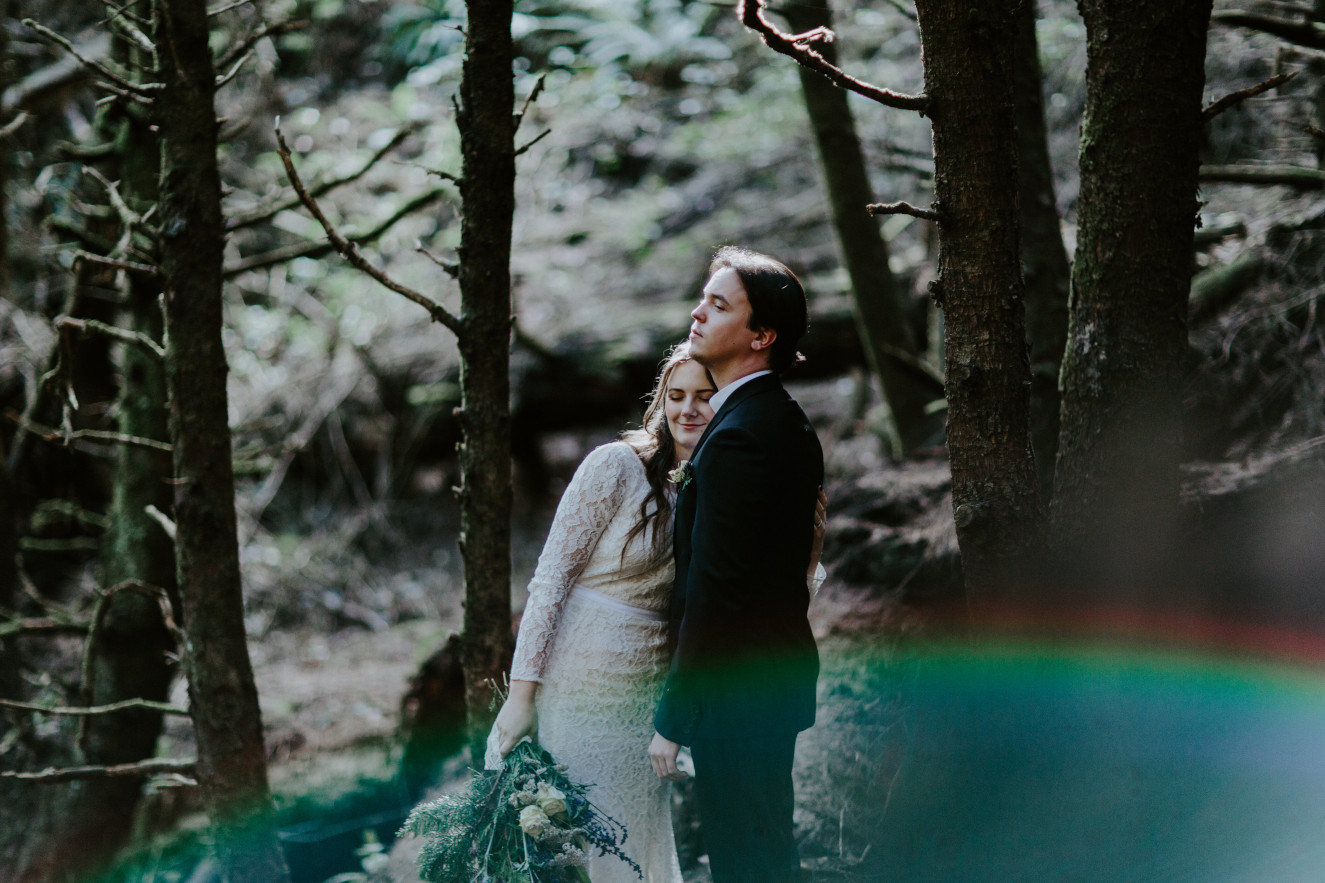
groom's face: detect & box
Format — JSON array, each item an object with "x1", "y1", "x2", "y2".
[{"x1": 689, "y1": 267, "x2": 760, "y2": 370}]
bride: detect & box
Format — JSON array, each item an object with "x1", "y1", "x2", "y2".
[{"x1": 486, "y1": 342, "x2": 823, "y2": 882}]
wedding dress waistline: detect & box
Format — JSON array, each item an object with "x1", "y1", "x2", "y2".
[{"x1": 569, "y1": 585, "x2": 666, "y2": 623}]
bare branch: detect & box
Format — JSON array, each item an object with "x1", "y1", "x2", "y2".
[
  {"x1": 214, "y1": 52, "x2": 250, "y2": 89},
  {"x1": 0, "y1": 697, "x2": 189, "y2": 717},
  {"x1": 208, "y1": 0, "x2": 256, "y2": 15},
  {"x1": 867, "y1": 200, "x2": 941, "y2": 222},
  {"x1": 1211, "y1": 10, "x2": 1325, "y2": 50},
  {"x1": 1, "y1": 757, "x2": 197, "y2": 784},
  {"x1": 225, "y1": 188, "x2": 445, "y2": 276},
  {"x1": 879, "y1": 0, "x2": 918, "y2": 23},
  {"x1": 54, "y1": 314, "x2": 166, "y2": 360},
  {"x1": 1199, "y1": 163, "x2": 1325, "y2": 189},
  {"x1": 1203, "y1": 71, "x2": 1298, "y2": 121},
  {"x1": 5, "y1": 411, "x2": 173, "y2": 453},
  {"x1": 216, "y1": 19, "x2": 305, "y2": 73},
  {"x1": 96, "y1": 0, "x2": 152, "y2": 31},
  {"x1": 417, "y1": 242, "x2": 460, "y2": 278},
  {"x1": 514, "y1": 72, "x2": 548, "y2": 131},
  {"x1": 515, "y1": 128, "x2": 552, "y2": 158},
  {"x1": 0, "y1": 617, "x2": 89, "y2": 638},
  {"x1": 145, "y1": 504, "x2": 177, "y2": 541},
  {"x1": 71, "y1": 251, "x2": 162, "y2": 282},
  {"x1": 22, "y1": 20, "x2": 160, "y2": 98},
  {"x1": 229, "y1": 125, "x2": 418, "y2": 231},
  {"x1": 273, "y1": 124, "x2": 463, "y2": 334},
  {"x1": 0, "y1": 112, "x2": 30, "y2": 141},
  {"x1": 738, "y1": 0, "x2": 928, "y2": 112}
]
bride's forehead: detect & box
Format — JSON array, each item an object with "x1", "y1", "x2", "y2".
[{"x1": 669, "y1": 360, "x2": 714, "y2": 389}]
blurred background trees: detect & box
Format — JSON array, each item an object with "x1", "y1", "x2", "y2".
[{"x1": 1, "y1": 0, "x2": 1323, "y2": 880}]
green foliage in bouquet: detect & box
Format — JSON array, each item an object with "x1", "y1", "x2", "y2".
[{"x1": 400, "y1": 740, "x2": 642, "y2": 882}]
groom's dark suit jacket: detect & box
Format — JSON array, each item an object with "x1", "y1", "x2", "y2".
[{"x1": 654, "y1": 372, "x2": 823, "y2": 744}]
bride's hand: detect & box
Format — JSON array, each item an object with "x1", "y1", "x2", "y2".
[
  {"x1": 492, "y1": 680, "x2": 538, "y2": 757},
  {"x1": 808, "y1": 487, "x2": 828, "y2": 576}
]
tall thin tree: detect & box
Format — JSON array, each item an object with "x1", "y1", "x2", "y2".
[
  {"x1": 455, "y1": 0, "x2": 517, "y2": 757},
  {"x1": 1012, "y1": 0, "x2": 1071, "y2": 492},
  {"x1": 741, "y1": 0, "x2": 1039, "y2": 599},
  {"x1": 155, "y1": 0, "x2": 291, "y2": 876},
  {"x1": 779, "y1": 0, "x2": 941, "y2": 455},
  {"x1": 1051, "y1": 0, "x2": 1213, "y2": 592}
]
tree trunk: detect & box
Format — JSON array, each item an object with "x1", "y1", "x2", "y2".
[
  {"x1": 456, "y1": 0, "x2": 516, "y2": 760},
  {"x1": 70, "y1": 82, "x2": 179, "y2": 877},
  {"x1": 780, "y1": 0, "x2": 939, "y2": 455},
  {"x1": 154, "y1": 0, "x2": 290, "y2": 879},
  {"x1": 1051, "y1": 0, "x2": 1212, "y2": 591},
  {"x1": 912, "y1": 0, "x2": 1040, "y2": 599},
  {"x1": 1012, "y1": 0, "x2": 1071, "y2": 492}
]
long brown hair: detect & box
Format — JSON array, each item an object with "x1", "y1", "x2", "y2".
[{"x1": 620, "y1": 341, "x2": 715, "y2": 561}]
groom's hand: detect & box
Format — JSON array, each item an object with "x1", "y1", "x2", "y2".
[{"x1": 649, "y1": 732, "x2": 687, "y2": 781}]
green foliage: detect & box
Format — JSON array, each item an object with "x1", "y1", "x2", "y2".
[
  {"x1": 378, "y1": 0, "x2": 730, "y2": 81},
  {"x1": 401, "y1": 740, "x2": 640, "y2": 882}
]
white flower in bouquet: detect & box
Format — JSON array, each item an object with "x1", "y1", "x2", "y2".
[
  {"x1": 537, "y1": 783, "x2": 569, "y2": 820},
  {"x1": 520, "y1": 804, "x2": 553, "y2": 837}
]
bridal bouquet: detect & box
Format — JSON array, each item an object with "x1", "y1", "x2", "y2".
[{"x1": 400, "y1": 740, "x2": 641, "y2": 882}]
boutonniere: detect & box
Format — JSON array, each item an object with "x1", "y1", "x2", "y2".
[{"x1": 667, "y1": 460, "x2": 693, "y2": 491}]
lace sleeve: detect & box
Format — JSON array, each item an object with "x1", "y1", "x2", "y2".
[
  {"x1": 510, "y1": 443, "x2": 636, "y2": 682},
  {"x1": 809, "y1": 562, "x2": 827, "y2": 597}
]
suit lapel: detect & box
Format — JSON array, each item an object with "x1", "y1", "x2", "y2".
[{"x1": 689, "y1": 373, "x2": 780, "y2": 466}]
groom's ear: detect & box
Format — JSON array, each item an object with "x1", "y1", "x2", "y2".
[{"x1": 751, "y1": 327, "x2": 777, "y2": 352}]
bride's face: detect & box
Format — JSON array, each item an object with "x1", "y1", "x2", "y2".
[{"x1": 665, "y1": 359, "x2": 716, "y2": 462}]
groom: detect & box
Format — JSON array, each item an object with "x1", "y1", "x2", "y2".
[{"x1": 649, "y1": 246, "x2": 823, "y2": 882}]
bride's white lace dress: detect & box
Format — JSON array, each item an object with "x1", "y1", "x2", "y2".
[{"x1": 488, "y1": 441, "x2": 683, "y2": 883}]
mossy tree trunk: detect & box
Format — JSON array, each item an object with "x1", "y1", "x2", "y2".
[
  {"x1": 1012, "y1": 0, "x2": 1071, "y2": 492},
  {"x1": 154, "y1": 0, "x2": 290, "y2": 878},
  {"x1": 780, "y1": 0, "x2": 940, "y2": 455},
  {"x1": 912, "y1": 0, "x2": 1040, "y2": 599},
  {"x1": 1050, "y1": 0, "x2": 1212, "y2": 592},
  {"x1": 53, "y1": 33, "x2": 181, "y2": 880},
  {"x1": 456, "y1": 0, "x2": 516, "y2": 760}
]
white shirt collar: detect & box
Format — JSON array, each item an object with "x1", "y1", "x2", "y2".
[{"x1": 708, "y1": 370, "x2": 772, "y2": 416}]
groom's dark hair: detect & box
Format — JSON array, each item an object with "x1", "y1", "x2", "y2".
[{"x1": 709, "y1": 245, "x2": 807, "y2": 373}]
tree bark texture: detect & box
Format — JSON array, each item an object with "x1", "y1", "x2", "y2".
[
  {"x1": 456, "y1": 0, "x2": 516, "y2": 760},
  {"x1": 1012, "y1": 0, "x2": 1071, "y2": 492},
  {"x1": 780, "y1": 0, "x2": 939, "y2": 455},
  {"x1": 1051, "y1": 0, "x2": 1212, "y2": 590},
  {"x1": 913, "y1": 0, "x2": 1040, "y2": 598},
  {"x1": 70, "y1": 68, "x2": 179, "y2": 877},
  {"x1": 154, "y1": 0, "x2": 290, "y2": 879}
]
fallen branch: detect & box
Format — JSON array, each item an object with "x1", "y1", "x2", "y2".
[
  {"x1": 1, "y1": 757, "x2": 197, "y2": 784},
  {"x1": 867, "y1": 200, "x2": 942, "y2": 222},
  {"x1": 0, "y1": 697, "x2": 188, "y2": 717},
  {"x1": 1203, "y1": 71, "x2": 1298, "y2": 121},
  {"x1": 738, "y1": 0, "x2": 928, "y2": 112},
  {"x1": 274, "y1": 123, "x2": 463, "y2": 334}
]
